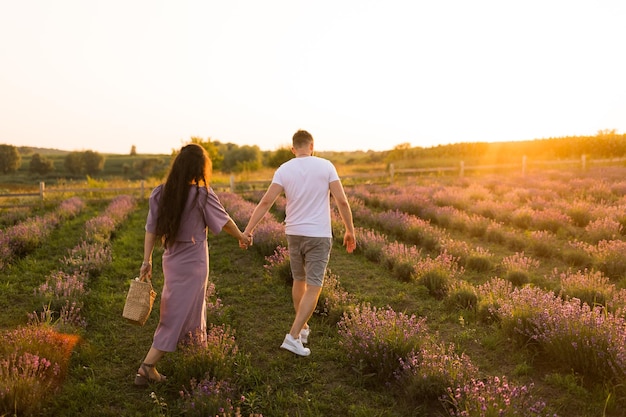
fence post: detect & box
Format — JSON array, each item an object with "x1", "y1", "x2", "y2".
[
  {"x1": 39, "y1": 182, "x2": 45, "y2": 201},
  {"x1": 389, "y1": 164, "x2": 394, "y2": 184},
  {"x1": 522, "y1": 155, "x2": 527, "y2": 176},
  {"x1": 581, "y1": 154, "x2": 587, "y2": 170},
  {"x1": 140, "y1": 180, "x2": 145, "y2": 199},
  {"x1": 459, "y1": 161, "x2": 465, "y2": 177},
  {"x1": 230, "y1": 175, "x2": 235, "y2": 193}
]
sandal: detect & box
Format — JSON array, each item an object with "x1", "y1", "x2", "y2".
[{"x1": 134, "y1": 363, "x2": 167, "y2": 386}]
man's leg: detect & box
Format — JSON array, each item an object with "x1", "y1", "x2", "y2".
[
  {"x1": 292, "y1": 278, "x2": 306, "y2": 313},
  {"x1": 285, "y1": 236, "x2": 330, "y2": 340},
  {"x1": 289, "y1": 283, "x2": 322, "y2": 339}
]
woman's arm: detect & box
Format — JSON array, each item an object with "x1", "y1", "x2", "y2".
[
  {"x1": 222, "y1": 217, "x2": 251, "y2": 248},
  {"x1": 139, "y1": 231, "x2": 157, "y2": 280}
]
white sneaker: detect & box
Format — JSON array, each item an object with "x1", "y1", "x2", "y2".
[
  {"x1": 280, "y1": 334, "x2": 311, "y2": 356},
  {"x1": 300, "y1": 326, "x2": 310, "y2": 344}
]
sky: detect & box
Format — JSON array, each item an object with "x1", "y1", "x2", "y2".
[{"x1": 1, "y1": 0, "x2": 625, "y2": 155}]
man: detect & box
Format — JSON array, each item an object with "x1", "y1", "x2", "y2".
[{"x1": 244, "y1": 130, "x2": 356, "y2": 356}]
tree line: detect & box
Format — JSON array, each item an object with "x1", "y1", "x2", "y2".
[
  {"x1": 0, "y1": 137, "x2": 295, "y2": 180},
  {"x1": 385, "y1": 130, "x2": 626, "y2": 164},
  {"x1": 1, "y1": 130, "x2": 625, "y2": 179},
  {"x1": 0, "y1": 146, "x2": 107, "y2": 176}
]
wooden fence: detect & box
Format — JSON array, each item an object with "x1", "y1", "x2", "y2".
[
  {"x1": 1, "y1": 155, "x2": 625, "y2": 207},
  {"x1": 389, "y1": 155, "x2": 626, "y2": 182},
  {"x1": 226, "y1": 154, "x2": 624, "y2": 188},
  {"x1": 0, "y1": 181, "x2": 151, "y2": 208}
]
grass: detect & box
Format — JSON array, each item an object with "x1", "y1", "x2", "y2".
[
  {"x1": 0, "y1": 202, "x2": 102, "y2": 329},
  {"x1": 2, "y1": 167, "x2": 626, "y2": 415},
  {"x1": 2, "y1": 200, "x2": 435, "y2": 416}
]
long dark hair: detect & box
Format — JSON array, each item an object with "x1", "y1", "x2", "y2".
[{"x1": 155, "y1": 143, "x2": 212, "y2": 248}]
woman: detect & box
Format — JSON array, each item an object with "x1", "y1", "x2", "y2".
[{"x1": 134, "y1": 143, "x2": 249, "y2": 385}]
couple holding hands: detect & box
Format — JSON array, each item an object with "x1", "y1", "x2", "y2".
[{"x1": 133, "y1": 130, "x2": 356, "y2": 385}]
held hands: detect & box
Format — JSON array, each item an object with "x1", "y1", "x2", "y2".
[{"x1": 238, "y1": 232, "x2": 253, "y2": 249}]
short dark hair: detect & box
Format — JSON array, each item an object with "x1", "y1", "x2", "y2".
[{"x1": 292, "y1": 130, "x2": 313, "y2": 148}]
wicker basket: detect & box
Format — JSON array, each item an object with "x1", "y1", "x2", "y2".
[{"x1": 122, "y1": 278, "x2": 157, "y2": 326}]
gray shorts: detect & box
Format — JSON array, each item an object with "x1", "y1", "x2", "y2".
[{"x1": 287, "y1": 235, "x2": 332, "y2": 287}]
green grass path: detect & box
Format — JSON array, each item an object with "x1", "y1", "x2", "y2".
[{"x1": 8, "y1": 198, "x2": 612, "y2": 416}]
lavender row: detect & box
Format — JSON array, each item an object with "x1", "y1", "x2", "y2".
[
  {"x1": 339, "y1": 215, "x2": 626, "y2": 405},
  {"x1": 1, "y1": 195, "x2": 136, "y2": 415},
  {"x1": 0, "y1": 197, "x2": 85, "y2": 270},
  {"x1": 353, "y1": 214, "x2": 626, "y2": 385},
  {"x1": 347, "y1": 183, "x2": 626, "y2": 279},
  {"x1": 263, "y1": 249, "x2": 556, "y2": 416},
  {"x1": 349, "y1": 169, "x2": 625, "y2": 239},
  {"x1": 32, "y1": 195, "x2": 136, "y2": 328},
  {"x1": 475, "y1": 278, "x2": 626, "y2": 389}
]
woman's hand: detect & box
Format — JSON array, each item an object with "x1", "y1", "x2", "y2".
[
  {"x1": 239, "y1": 233, "x2": 253, "y2": 249},
  {"x1": 139, "y1": 262, "x2": 152, "y2": 281}
]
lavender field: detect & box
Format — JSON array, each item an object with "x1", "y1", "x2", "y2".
[{"x1": 1, "y1": 166, "x2": 625, "y2": 416}]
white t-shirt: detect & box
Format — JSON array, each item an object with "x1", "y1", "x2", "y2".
[{"x1": 272, "y1": 156, "x2": 340, "y2": 237}]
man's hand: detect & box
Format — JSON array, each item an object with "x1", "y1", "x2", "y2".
[
  {"x1": 343, "y1": 231, "x2": 356, "y2": 253},
  {"x1": 239, "y1": 233, "x2": 253, "y2": 249}
]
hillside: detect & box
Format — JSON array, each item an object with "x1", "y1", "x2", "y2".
[
  {"x1": 16, "y1": 146, "x2": 70, "y2": 156},
  {"x1": 12, "y1": 131, "x2": 626, "y2": 162},
  {"x1": 3, "y1": 133, "x2": 625, "y2": 188}
]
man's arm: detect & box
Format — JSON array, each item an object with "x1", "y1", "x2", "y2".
[
  {"x1": 329, "y1": 180, "x2": 356, "y2": 253},
  {"x1": 243, "y1": 183, "x2": 283, "y2": 236}
]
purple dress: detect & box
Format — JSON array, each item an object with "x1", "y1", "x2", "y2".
[{"x1": 145, "y1": 184, "x2": 230, "y2": 352}]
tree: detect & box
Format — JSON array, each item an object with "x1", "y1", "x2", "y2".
[
  {"x1": 83, "y1": 151, "x2": 105, "y2": 175},
  {"x1": 190, "y1": 137, "x2": 224, "y2": 171},
  {"x1": 385, "y1": 142, "x2": 413, "y2": 163},
  {"x1": 221, "y1": 144, "x2": 262, "y2": 173},
  {"x1": 266, "y1": 147, "x2": 293, "y2": 168},
  {"x1": 597, "y1": 129, "x2": 617, "y2": 137},
  {"x1": 0, "y1": 144, "x2": 21, "y2": 174},
  {"x1": 65, "y1": 152, "x2": 84, "y2": 175},
  {"x1": 134, "y1": 157, "x2": 162, "y2": 177},
  {"x1": 29, "y1": 153, "x2": 55, "y2": 175},
  {"x1": 64, "y1": 150, "x2": 105, "y2": 175}
]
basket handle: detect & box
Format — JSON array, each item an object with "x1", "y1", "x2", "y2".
[{"x1": 137, "y1": 274, "x2": 152, "y2": 283}]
